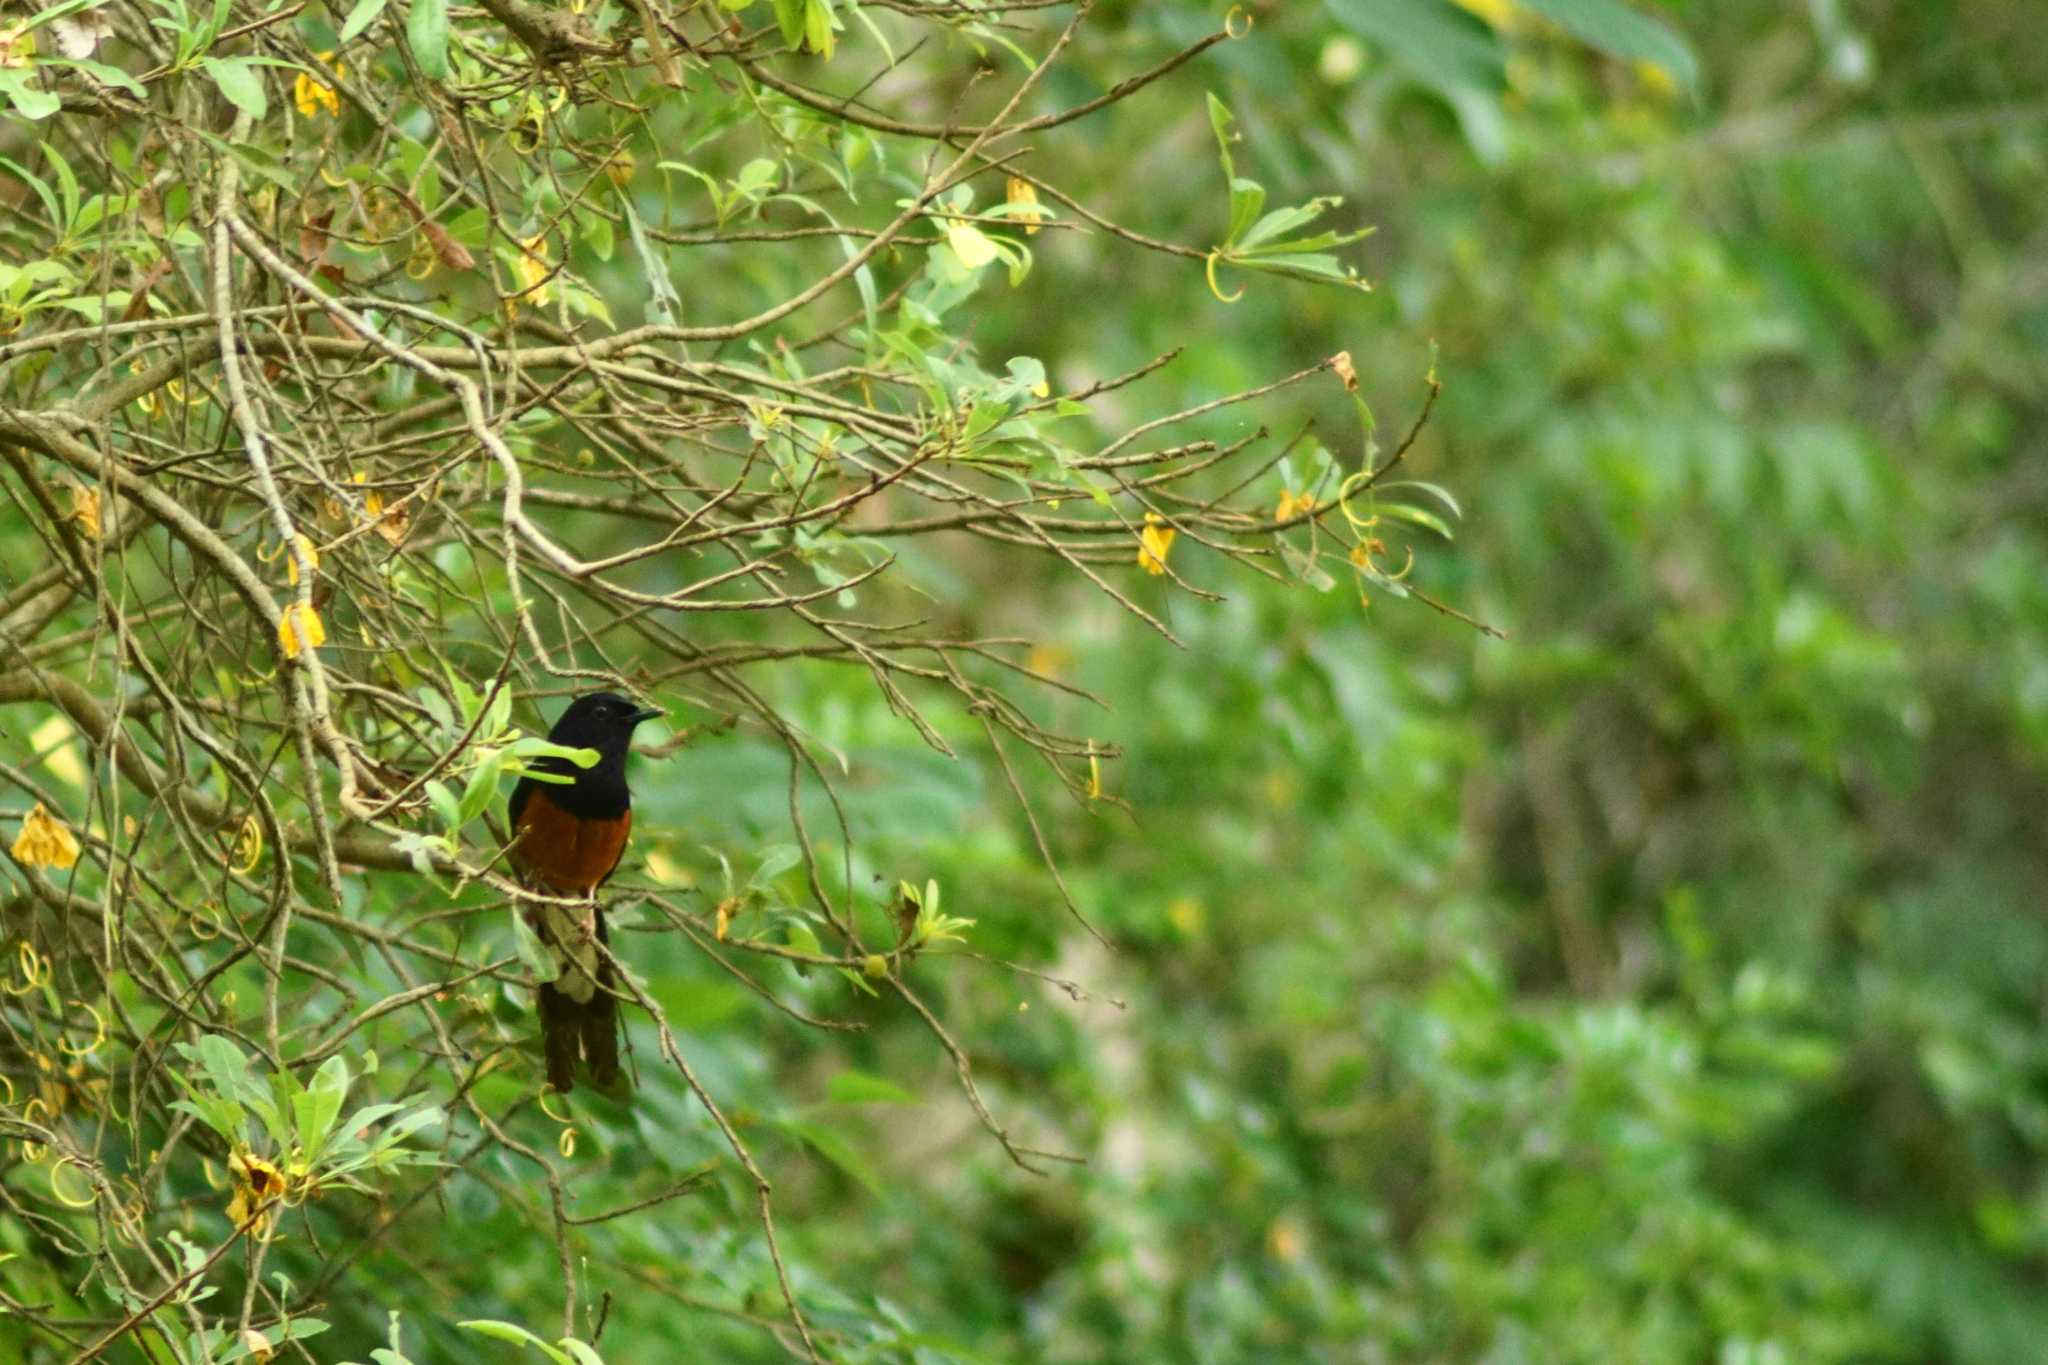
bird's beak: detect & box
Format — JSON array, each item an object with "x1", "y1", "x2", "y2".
[{"x1": 627, "y1": 705, "x2": 664, "y2": 726}]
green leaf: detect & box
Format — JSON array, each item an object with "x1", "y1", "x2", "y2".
[
  {"x1": 217, "y1": 1318, "x2": 329, "y2": 1363},
  {"x1": 485, "y1": 681, "x2": 512, "y2": 737},
  {"x1": 771, "y1": 0, "x2": 805, "y2": 49},
  {"x1": 201, "y1": 57, "x2": 267, "y2": 120},
  {"x1": 780, "y1": 1116, "x2": 883, "y2": 1196},
  {"x1": 1376, "y1": 478, "x2": 1463, "y2": 519},
  {"x1": 1234, "y1": 252, "x2": 1366, "y2": 287},
  {"x1": 0, "y1": 70, "x2": 61, "y2": 121},
  {"x1": 1515, "y1": 0, "x2": 1700, "y2": 94},
  {"x1": 1225, "y1": 178, "x2": 1267, "y2": 249},
  {"x1": 620, "y1": 194, "x2": 681, "y2": 327},
  {"x1": 802, "y1": 0, "x2": 836, "y2": 58},
  {"x1": 295, "y1": 1054, "x2": 350, "y2": 1158},
  {"x1": 40, "y1": 141, "x2": 79, "y2": 227},
  {"x1": 511, "y1": 911, "x2": 558, "y2": 983},
  {"x1": 1375, "y1": 500, "x2": 1455, "y2": 539},
  {"x1": 0, "y1": 156, "x2": 58, "y2": 224},
  {"x1": 749, "y1": 844, "x2": 802, "y2": 887},
  {"x1": 43, "y1": 57, "x2": 145, "y2": 96},
  {"x1": 505, "y1": 738, "x2": 600, "y2": 768},
  {"x1": 1323, "y1": 0, "x2": 1506, "y2": 93},
  {"x1": 580, "y1": 210, "x2": 614, "y2": 262},
  {"x1": 458, "y1": 750, "x2": 503, "y2": 827},
  {"x1": 337, "y1": 0, "x2": 391, "y2": 44},
  {"x1": 826, "y1": 1070, "x2": 920, "y2": 1106},
  {"x1": 424, "y1": 779, "x2": 461, "y2": 833},
  {"x1": 457, "y1": 1322, "x2": 574, "y2": 1365},
  {"x1": 1206, "y1": 92, "x2": 1238, "y2": 184},
  {"x1": 407, "y1": 0, "x2": 449, "y2": 80}
]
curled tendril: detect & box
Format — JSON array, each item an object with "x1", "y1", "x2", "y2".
[
  {"x1": 0, "y1": 1073, "x2": 12, "y2": 1104},
  {"x1": 58, "y1": 1001, "x2": 106, "y2": 1057},
  {"x1": 230, "y1": 816, "x2": 263, "y2": 875},
  {"x1": 7, "y1": 942, "x2": 48, "y2": 996},
  {"x1": 1205, "y1": 249, "x2": 1244, "y2": 304},
  {"x1": 20, "y1": 1096, "x2": 51, "y2": 1162},
  {"x1": 190, "y1": 901, "x2": 224, "y2": 941},
  {"x1": 163, "y1": 376, "x2": 208, "y2": 407},
  {"x1": 406, "y1": 231, "x2": 439, "y2": 280},
  {"x1": 1334, "y1": 469, "x2": 1381, "y2": 533},
  {"x1": 558, "y1": 1126, "x2": 578, "y2": 1158},
  {"x1": 1224, "y1": 6, "x2": 1253, "y2": 39},
  {"x1": 50, "y1": 1156, "x2": 97, "y2": 1208},
  {"x1": 511, "y1": 104, "x2": 547, "y2": 155},
  {"x1": 537, "y1": 1088, "x2": 575, "y2": 1125}
]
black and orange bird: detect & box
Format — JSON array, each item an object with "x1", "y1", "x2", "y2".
[{"x1": 507, "y1": 691, "x2": 662, "y2": 1095}]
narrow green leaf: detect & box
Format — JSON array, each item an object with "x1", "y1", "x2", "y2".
[
  {"x1": 201, "y1": 56, "x2": 267, "y2": 120},
  {"x1": 1516, "y1": 0, "x2": 1700, "y2": 94},
  {"x1": 337, "y1": 0, "x2": 391, "y2": 44},
  {"x1": 1226, "y1": 177, "x2": 1266, "y2": 249},
  {"x1": 1323, "y1": 0, "x2": 1505, "y2": 93},
  {"x1": 0, "y1": 71, "x2": 62, "y2": 121},
  {"x1": 424, "y1": 779, "x2": 461, "y2": 833},
  {"x1": 511, "y1": 912, "x2": 559, "y2": 983},
  {"x1": 407, "y1": 0, "x2": 449, "y2": 80},
  {"x1": 1375, "y1": 500, "x2": 1455, "y2": 539},
  {"x1": 827, "y1": 1070, "x2": 920, "y2": 1106},
  {"x1": 457, "y1": 1322, "x2": 574, "y2": 1365}
]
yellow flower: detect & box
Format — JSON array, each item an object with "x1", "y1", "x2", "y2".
[
  {"x1": 70, "y1": 483, "x2": 101, "y2": 539},
  {"x1": 277, "y1": 602, "x2": 326, "y2": 659},
  {"x1": 292, "y1": 52, "x2": 343, "y2": 119},
  {"x1": 283, "y1": 533, "x2": 319, "y2": 587},
  {"x1": 1137, "y1": 512, "x2": 1176, "y2": 575},
  {"x1": 1275, "y1": 489, "x2": 1318, "y2": 521},
  {"x1": 226, "y1": 1148, "x2": 284, "y2": 1236},
  {"x1": 512, "y1": 235, "x2": 552, "y2": 310},
  {"x1": 1006, "y1": 176, "x2": 1045, "y2": 235},
  {"x1": 1026, "y1": 642, "x2": 1071, "y2": 679},
  {"x1": 12, "y1": 803, "x2": 81, "y2": 871},
  {"x1": 944, "y1": 220, "x2": 998, "y2": 270}
]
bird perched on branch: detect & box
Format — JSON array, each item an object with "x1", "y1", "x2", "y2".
[{"x1": 508, "y1": 692, "x2": 661, "y2": 1095}]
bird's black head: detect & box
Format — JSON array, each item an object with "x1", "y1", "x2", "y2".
[
  {"x1": 520, "y1": 692, "x2": 662, "y2": 820},
  {"x1": 546, "y1": 691, "x2": 663, "y2": 758}
]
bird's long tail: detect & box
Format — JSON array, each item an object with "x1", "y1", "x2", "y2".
[{"x1": 532, "y1": 909, "x2": 622, "y2": 1095}]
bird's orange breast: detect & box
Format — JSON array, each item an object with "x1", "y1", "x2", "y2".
[{"x1": 512, "y1": 789, "x2": 633, "y2": 894}]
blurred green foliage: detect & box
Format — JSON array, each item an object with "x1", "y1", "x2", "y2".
[{"x1": 756, "y1": 3, "x2": 2048, "y2": 1361}]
